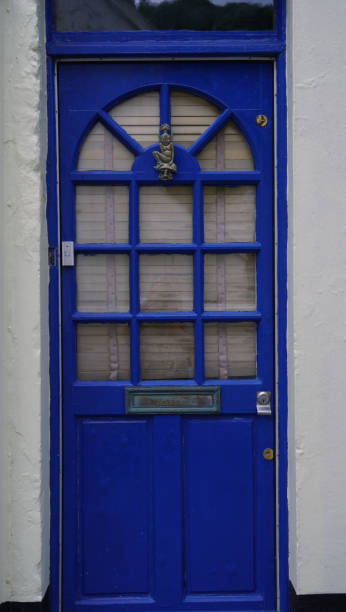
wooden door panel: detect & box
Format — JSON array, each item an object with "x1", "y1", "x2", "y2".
[{"x1": 59, "y1": 60, "x2": 275, "y2": 611}]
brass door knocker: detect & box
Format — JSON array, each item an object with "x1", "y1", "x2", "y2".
[{"x1": 153, "y1": 123, "x2": 177, "y2": 181}]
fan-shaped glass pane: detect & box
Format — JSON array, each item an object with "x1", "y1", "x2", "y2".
[
  {"x1": 78, "y1": 122, "x2": 134, "y2": 171},
  {"x1": 197, "y1": 120, "x2": 254, "y2": 170},
  {"x1": 171, "y1": 91, "x2": 220, "y2": 148},
  {"x1": 109, "y1": 91, "x2": 160, "y2": 148}
]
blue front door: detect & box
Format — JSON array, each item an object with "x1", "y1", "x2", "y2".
[{"x1": 59, "y1": 61, "x2": 275, "y2": 611}]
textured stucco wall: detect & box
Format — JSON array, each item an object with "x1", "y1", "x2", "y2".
[
  {"x1": 287, "y1": 0, "x2": 346, "y2": 595},
  {"x1": 0, "y1": 0, "x2": 49, "y2": 603}
]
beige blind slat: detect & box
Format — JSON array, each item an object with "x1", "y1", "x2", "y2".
[
  {"x1": 205, "y1": 322, "x2": 256, "y2": 378},
  {"x1": 197, "y1": 120, "x2": 254, "y2": 171},
  {"x1": 140, "y1": 254, "x2": 193, "y2": 312},
  {"x1": 109, "y1": 91, "x2": 160, "y2": 148},
  {"x1": 204, "y1": 253, "x2": 256, "y2": 311},
  {"x1": 140, "y1": 186, "x2": 193, "y2": 243},
  {"x1": 76, "y1": 255, "x2": 130, "y2": 313},
  {"x1": 77, "y1": 324, "x2": 130, "y2": 380},
  {"x1": 140, "y1": 323, "x2": 194, "y2": 380},
  {"x1": 76, "y1": 186, "x2": 129, "y2": 244},
  {"x1": 171, "y1": 91, "x2": 220, "y2": 148},
  {"x1": 204, "y1": 186, "x2": 255, "y2": 243},
  {"x1": 77, "y1": 122, "x2": 134, "y2": 171}
]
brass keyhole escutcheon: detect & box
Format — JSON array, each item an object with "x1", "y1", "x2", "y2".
[
  {"x1": 256, "y1": 114, "x2": 268, "y2": 127},
  {"x1": 263, "y1": 448, "x2": 274, "y2": 461}
]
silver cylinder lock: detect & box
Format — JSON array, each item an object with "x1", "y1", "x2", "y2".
[{"x1": 256, "y1": 391, "x2": 271, "y2": 415}]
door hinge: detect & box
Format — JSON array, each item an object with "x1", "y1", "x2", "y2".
[
  {"x1": 48, "y1": 247, "x2": 56, "y2": 267},
  {"x1": 62, "y1": 241, "x2": 74, "y2": 267}
]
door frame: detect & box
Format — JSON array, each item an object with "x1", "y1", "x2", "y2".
[{"x1": 45, "y1": 3, "x2": 288, "y2": 610}]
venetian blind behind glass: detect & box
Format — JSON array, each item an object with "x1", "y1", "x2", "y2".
[
  {"x1": 76, "y1": 186, "x2": 129, "y2": 244},
  {"x1": 109, "y1": 91, "x2": 160, "y2": 148},
  {"x1": 204, "y1": 186, "x2": 255, "y2": 243},
  {"x1": 205, "y1": 322, "x2": 256, "y2": 379},
  {"x1": 140, "y1": 323, "x2": 194, "y2": 380},
  {"x1": 197, "y1": 120, "x2": 254, "y2": 170},
  {"x1": 78, "y1": 122, "x2": 134, "y2": 171},
  {"x1": 77, "y1": 324, "x2": 130, "y2": 380},
  {"x1": 140, "y1": 186, "x2": 193, "y2": 243},
  {"x1": 140, "y1": 255, "x2": 193, "y2": 311},
  {"x1": 76, "y1": 255, "x2": 130, "y2": 312},
  {"x1": 170, "y1": 91, "x2": 220, "y2": 149},
  {"x1": 204, "y1": 253, "x2": 256, "y2": 311},
  {"x1": 75, "y1": 89, "x2": 258, "y2": 380}
]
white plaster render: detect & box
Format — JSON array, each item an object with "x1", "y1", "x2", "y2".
[
  {"x1": 287, "y1": 0, "x2": 346, "y2": 595},
  {"x1": 0, "y1": 0, "x2": 49, "y2": 603}
]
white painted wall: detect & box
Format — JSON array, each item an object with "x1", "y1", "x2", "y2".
[
  {"x1": 0, "y1": 0, "x2": 49, "y2": 604},
  {"x1": 287, "y1": 0, "x2": 346, "y2": 596}
]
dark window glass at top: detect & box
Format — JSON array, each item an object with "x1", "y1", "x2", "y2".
[{"x1": 54, "y1": 0, "x2": 274, "y2": 32}]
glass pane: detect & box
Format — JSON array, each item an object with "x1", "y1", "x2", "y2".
[
  {"x1": 77, "y1": 122, "x2": 134, "y2": 171},
  {"x1": 77, "y1": 324, "x2": 130, "y2": 380},
  {"x1": 54, "y1": 1, "x2": 274, "y2": 32},
  {"x1": 140, "y1": 254, "x2": 193, "y2": 311},
  {"x1": 76, "y1": 255, "x2": 129, "y2": 312},
  {"x1": 197, "y1": 120, "x2": 254, "y2": 171},
  {"x1": 171, "y1": 91, "x2": 219, "y2": 149},
  {"x1": 109, "y1": 92, "x2": 160, "y2": 148},
  {"x1": 204, "y1": 322, "x2": 256, "y2": 378},
  {"x1": 76, "y1": 186, "x2": 129, "y2": 244},
  {"x1": 204, "y1": 186, "x2": 255, "y2": 243},
  {"x1": 140, "y1": 186, "x2": 193, "y2": 243},
  {"x1": 140, "y1": 323, "x2": 194, "y2": 380},
  {"x1": 204, "y1": 253, "x2": 256, "y2": 311}
]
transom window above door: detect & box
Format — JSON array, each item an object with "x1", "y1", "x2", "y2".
[
  {"x1": 54, "y1": 0, "x2": 275, "y2": 32},
  {"x1": 74, "y1": 86, "x2": 260, "y2": 384}
]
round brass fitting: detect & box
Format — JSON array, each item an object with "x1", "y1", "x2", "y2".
[
  {"x1": 263, "y1": 448, "x2": 274, "y2": 461},
  {"x1": 256, "y1": 114, "x2": 268, "y2": 127}
]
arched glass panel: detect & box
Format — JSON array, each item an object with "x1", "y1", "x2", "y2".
[
  {"x1": 77, "y1": 121, "x2": 134, "y2": 171},
  {"x1": 109, "y1": 91, "x2": 160, "y2": 148},
  {"x1": 197, "y1": 119, "x2": 254, "y2": 170},
  {"x1": 171, "y1": 90, "x2": 220, "y2": 148}
]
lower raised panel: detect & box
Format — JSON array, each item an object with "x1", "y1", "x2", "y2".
[
  {"x1": 76, "y1": 416, "x2": 257, "y2": 604},
  {"x1": 78, "y1": 419, "x2": 151, "y2": 596},
  {"x1": 184, "y1": 418, "x2": 255, "y2": 593}
]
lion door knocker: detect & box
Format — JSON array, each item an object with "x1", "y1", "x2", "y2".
[{"x1": 153, "y1": 123, "x2": 177, "y2": 181}]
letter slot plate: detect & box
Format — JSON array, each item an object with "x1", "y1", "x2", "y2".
[{"x1": 126, "y1": 387, "x2": 220, "y2": 415}]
